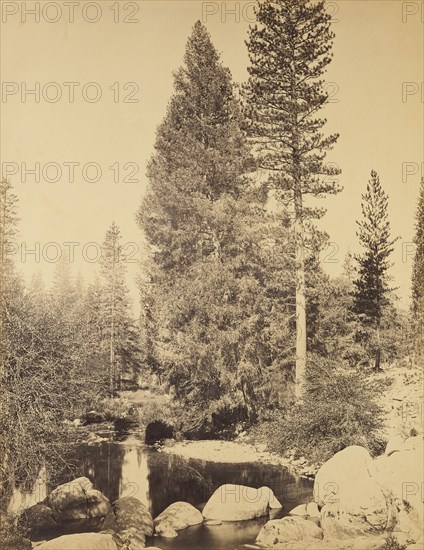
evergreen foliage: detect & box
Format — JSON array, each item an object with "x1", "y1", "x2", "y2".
[
  {"x1": 352, "y1": 171, "x2": 398, "y2": 369},
  {"x1": 137, "y1": 21, "x2": 294, "y2": 426},
  {"x1": 412, "y1": 178, "x2": 424, "y2": 358},
  {"x1": 243, "y1": 0, "x2": 341, "y2": 397}
]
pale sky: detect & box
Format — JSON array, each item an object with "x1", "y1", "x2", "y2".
[{"x1": 1, "y1": 0, "x2": 423, "y2": 311}]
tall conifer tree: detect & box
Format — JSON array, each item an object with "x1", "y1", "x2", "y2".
[
  {"x1": 137, "y1": 22, "x2": 292, "y2": 420},
  {"x1": 139, "y1": 21, "x2": 251, "y2": 274},
  {"x1": 243, "y1": 0, "x2": 341, "y2": 399},
  {"x1": 412, "y1": 178, "x2": 424, "y2": 358},
  {"x1": 352, "y1": 170, "x2": 398, "y2": 370},
  {"x1": 100, "y1": 222, "x2": 138, "y2": 394}
]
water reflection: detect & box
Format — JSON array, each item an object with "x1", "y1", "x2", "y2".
[
  {"x1": 146, "y1": 453, "x2": 212, "y2": 517},
  {"x1": 157, "y1": 518, "x2": 270, "y2": 550},
  {"x1": 7, "y1": 466, "x2": 48, "y2": 515},
  {"x1": 8, "y1": 435, "x2": 314, "y2": 550}
]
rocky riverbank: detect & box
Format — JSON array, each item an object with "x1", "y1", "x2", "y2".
[
  {"x1": 161, "y1": 439, "x2": 319, "y2": 478},
  {"x1": 15, "y1": 430, "x2": 422, "y2": 550},
  {"x1": 160, "y1": 359, "x2": 424, "y2": 482}
]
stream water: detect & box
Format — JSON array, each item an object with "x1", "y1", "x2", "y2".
[{"x1": 8, "y1": 434, "x2": 314, "y2": 549}]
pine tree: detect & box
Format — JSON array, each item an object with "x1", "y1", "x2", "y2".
[
  {"x1": 100, "y1": 222, "x2": 139, "y2": 394},
  {"x1": 52, "y1": 253, "x2": 74, "y2": 302},
  {"x1": 343, "y1": 250, "x2": 355, "y2": 284},
  {"x1": 411, "y1": 177, "x2": 424, "y2": 358},
  {"x1": 352, "y1": 170, "x2": 398, "y2": 370},
  {"x1": 243, "y1": 0, "x2": 341, "y2": 399}
]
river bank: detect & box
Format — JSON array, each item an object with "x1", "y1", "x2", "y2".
[
  {"x1": 10, "y1": 433, "x2": 423, "y2": 550},
  {"x1": 8, "y1": 433, "x2": 313, "y2": 550},
  {"x1": 68, "y1": 357, "x2": 424, "y2": 481},
  {"x1": 161, "y1": 439, "x2": 319, "y2": 478}
]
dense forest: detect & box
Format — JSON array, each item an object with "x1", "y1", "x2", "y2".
[{"x1": 0, "y1": 1, "x2": 423, "y2": 546}]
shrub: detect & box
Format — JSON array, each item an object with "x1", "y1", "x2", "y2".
[
  {"x1": 98, "y1": 396, "x2": 136, "y2": 421},
  {"x1": 0, "y1": 513, "x2": 30, "y2": 550},
  {"x1": 136, "y1": 392, "x2": 248, "y2": 441},
  {"x1": 262, "y1": 355, "x2": 388, "y2": 463},
  {"x1": 382, "y1": 534, "x2": 408, "y2": 550},
  {"x1": 138, "y1": 399, "x2": 169, "y2": 425}
]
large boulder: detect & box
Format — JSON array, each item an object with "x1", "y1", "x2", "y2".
[
  {"x1": 375, "y1": 445, "x2": 423, "y2": 542},
  {"x1": 103, "y1": 496, "x2": 153, "y2": 548},
  {"x1": 313, "y1": 446, "x2": 377, "y2": 508},
  {"x1": 385, "y1": 434, "x2": 405, "y2": 456},
  {"x1": 35, "y1": 533, "x2": 118, "y2": 550},
  {"x1": 154, "y1": 501, "x2": 203, "y2": 537},
  {"x1": 288, "y1": 502, "x2": 320, "y2": 521},
  {"x1": 306, "y1": 501, "x2": 320, "y2": 520},
  {"x1": 288, "y1": 504, "x2": 307, "y2": 517},
  {"x1": 20, "y1": 478, "x2": 111, "y2": 536},
  {"x1": 319, "y1": 490, "x2": 393, "y2": 540},
  {"x1": 401, "y1": 435, "x2": 423, "y2": 453},
  {"x1": 18, "y1": 503, "x2": 59, "y2": 536},
  {"x1": 314, "y1": 446, "x2": 396, "y2": 539},
  {"x1": 256, "y1": 516, "x2": 323, "y2": 547},
  {"x1": 46, "y1": 477, "x2": 89, "y2": 521},
  {"x1": 202, "y1": 484, "x2": 281, "y2": 521},
  {"x1": 46, "y1": 477, "x2": 110, "y2": 528}
]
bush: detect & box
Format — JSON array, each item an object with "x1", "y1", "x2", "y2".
[
  {"x1": 0, "y1": 513, "x2": 30, "y2": 550},
  {"x1": 98, "y1": 396, "x2": 137, "y2": 421},
  {"x1": 261, "y1": 355, "x2": 388, "y2": 463},
  {"x1": 136, "y1": 392, "x2": 248, "y2": 441},
  {"x1": 383, "y1": 535, "x2": 408, "y2": 550},
  {"x1": 138, "y1": 398, "x2": 175, "y2": 427}
]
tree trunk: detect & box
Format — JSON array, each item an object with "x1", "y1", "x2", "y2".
[
  {"x1": 290, "y1": 48, "x2": 307, "y2": 401},
  {"x1": 294, "y1": 187, "x2": 306, "y2": 400},
  {"x1": 110, "y1": 278, "x2": 115, "y2": 397}
]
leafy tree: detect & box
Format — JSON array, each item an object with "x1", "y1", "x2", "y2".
[
  {"x1": 352, "y1": 170, "x2": 398, "y2": 370},
  {"x1": 0, "y1": 181, "x2": 75, "y2": 494},
  {"x1": 0, "y1": 186, "x2": 140, "y2": 501},
  {"x1": 0, "y1": 179, "x2": 17, "y2": 481},
  {"x1": 412, "y1": 178, "x2": 424, "y2": 359},
  {"x1": 243, "y1": 0, "x2": 341, "y2": 399},
  {"x1": 0, "y1": 179, "x2": 19, "y2": 382},
  {"x1": 311, "y1": 270, "x2": 377, "y2": 367}
]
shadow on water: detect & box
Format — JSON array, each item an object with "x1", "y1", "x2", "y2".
[{"x1": 8, "y1": 434, "x2": 314, "y2": 550}]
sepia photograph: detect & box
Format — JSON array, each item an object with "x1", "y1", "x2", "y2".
[{"x1": 0, "y1": 1, "x2": 423, "y2": 549}]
